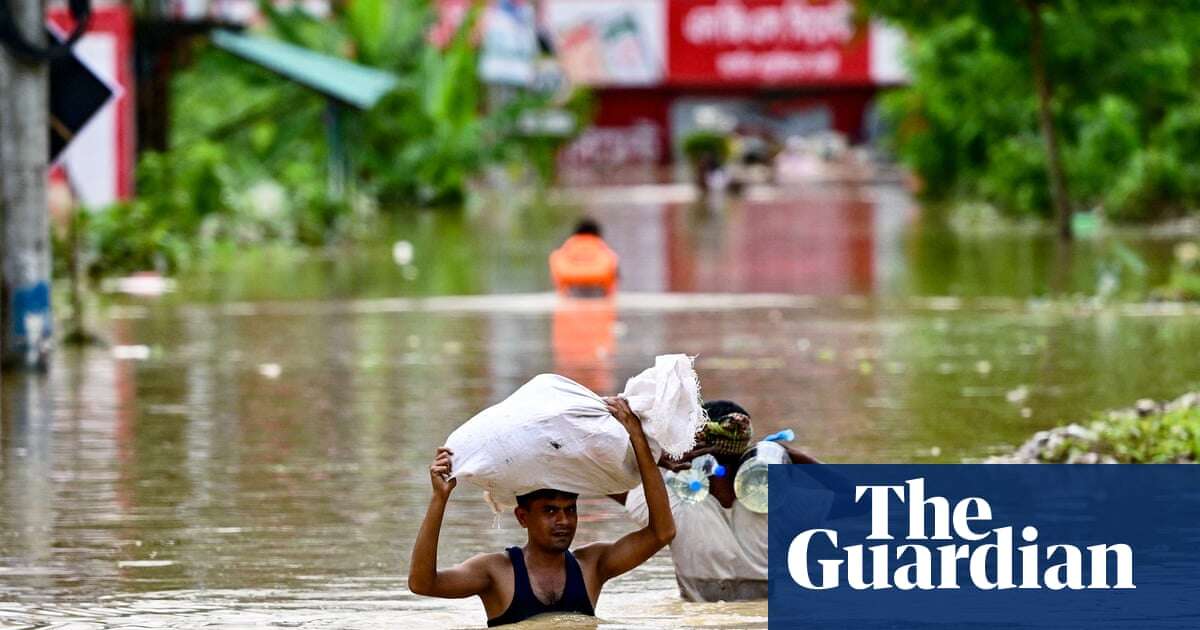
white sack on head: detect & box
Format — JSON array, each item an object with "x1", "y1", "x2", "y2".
[
  {"x1": 444, "y1": 354, "x2": 704, "y2": 510},
  {"x1": 619, "y1": 354, "x2": 705, "y2": 459}
]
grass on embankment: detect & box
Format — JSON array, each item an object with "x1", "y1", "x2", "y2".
[{"x1": 992, "y1": 393, "x2": 1200, "y2": 463}]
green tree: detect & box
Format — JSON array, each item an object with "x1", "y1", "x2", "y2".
[
  {"x1": 77, "y1": 0, "x2": 582, "y2": 280},
  {"x1": 866, "y1": 0, "x2": 1200, "y2": 233}
]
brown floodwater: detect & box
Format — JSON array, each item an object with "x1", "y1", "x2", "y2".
[{"x1": 2, "y1": 184, "x2": 1199, "y2": 628}]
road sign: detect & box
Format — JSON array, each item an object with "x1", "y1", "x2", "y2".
[{"x1": 48, "y1": 27, "x2": 113, "y2": 162}]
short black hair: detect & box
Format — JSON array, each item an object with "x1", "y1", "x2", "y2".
[
  {"x1": 516, "y1": 488, "x2": 579, "y2": 509},
  {"x1": 702, "y1": 400, "x2": 750, "y2": 421},
  {"x1": 573, "y1": 218, "x2": 601, "y2": 237}
]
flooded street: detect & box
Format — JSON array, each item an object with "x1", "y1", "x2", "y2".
[{"x1": 4, "y1": 184, "x2": 1200, "y2": 628}]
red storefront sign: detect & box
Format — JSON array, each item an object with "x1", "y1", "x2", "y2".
[{"x1": 667, "y1": 0, "x2": 871, "y2": 86}]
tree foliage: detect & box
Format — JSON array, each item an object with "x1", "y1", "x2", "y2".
[
  {"x1": 865, "y1": 0, "x2": 1200, "y2": 222},
  {"x1": 83, "y1": 0, "x2": 578, "y2": 277}
]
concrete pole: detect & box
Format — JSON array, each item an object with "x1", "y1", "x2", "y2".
[{"x1": 0, "y1": 0, "x2": 53, "y2": 370}]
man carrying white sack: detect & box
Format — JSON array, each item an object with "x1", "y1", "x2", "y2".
[
  {"x1": 611, "y1": 400, "x2": 852, "y2": 603},
  {"x1": 408, "y1": 396, "x2": 676, "y2": 627}
]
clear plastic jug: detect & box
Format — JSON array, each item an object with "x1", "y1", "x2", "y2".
[
  {"x1": 665, "y1": 454, "x2": 726, "y2": 504},
  {"x1": 733, "y1": 435, "x2": 791, "y2": 514}
]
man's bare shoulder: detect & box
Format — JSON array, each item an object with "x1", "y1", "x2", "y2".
[
  {"x1": 461, "y1": 550, "x2": 511, "y2": 569},
  {"x1": 571, "y1": 542, "x2": 612, "y2": 564}
]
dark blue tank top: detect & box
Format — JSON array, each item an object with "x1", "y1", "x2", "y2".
[{"x1": 487, "y1": 547, "x2": 595, "y2": 627}]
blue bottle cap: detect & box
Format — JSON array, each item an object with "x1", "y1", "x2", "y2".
[
  {"x1": 688, "y1": 480, "x2": 703, "y2": 492},
  {"x1": 765, "y1": 428, "x2": 795, "y2": 442},
  {"x1": 713, "y1": 464, "x2": 726, "y2": 478}
]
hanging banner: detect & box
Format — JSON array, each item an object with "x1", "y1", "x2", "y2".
[{"x1": 542, "y1": 0, "x2": 666, "y2": 87}]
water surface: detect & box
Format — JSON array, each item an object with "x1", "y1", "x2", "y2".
[{"x1": 3, "y1": 183, "x2": 1198, "y2": 628}]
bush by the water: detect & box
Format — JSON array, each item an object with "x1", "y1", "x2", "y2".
[
  {"x1": 1155, "y1": 242, "x2": 1200, "y2": 301},
  {"x1": 867, "y1": 2, "x2": 1200, "y2": 222},
  {"x1": 993, "y1": 392, "x2": 1200, "y2": 464}
]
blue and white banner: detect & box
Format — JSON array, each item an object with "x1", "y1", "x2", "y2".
[{"x1": 769, "y1": 465, "x2": 1200, "y2": 629}]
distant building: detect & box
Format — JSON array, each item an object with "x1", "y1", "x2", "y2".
[{"x1": 538, "y1": 0, "x2": 908, "y2": 177}]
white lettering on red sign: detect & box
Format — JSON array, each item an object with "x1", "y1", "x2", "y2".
[
  {"x1": 682, "y1": 0, "x2": 854, "y2": 47},
  {"x1": 716, "y1": 50, "x2": 841, "y2": 80}
]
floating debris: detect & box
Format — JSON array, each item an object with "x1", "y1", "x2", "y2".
[
  {"x1": 974, "y1": 360, "x2": 993, "y2": 375},
  {"x1": 858, "y1": 361, "x2": 874, "y2": 375},
  {"x1": 257, "y1": 363, "x2": 282, "y2": 379},
  {"x1": 927, "y1": 297, "x2": 961, "y2": 311},
  {"x1": 117, "y1": 560, "x2": 175, "y2": 568},
  {"x1": 112, "y1": 345, "x2": 151, "y2": 361},
  {"x1": 101, "y1": 273, "x2": 176, "y2": 297},
  {"x1": 817, "y1": 348, "x2": 836, "y2": 362},
  {"x1": 392, "y1": 240, "x2": 414, "y2": 266},
  {"x1": 1006, "y1": 385, "x2": 1030, "y2": 404}
]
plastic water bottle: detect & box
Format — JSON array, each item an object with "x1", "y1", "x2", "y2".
[
  {"x1": 734, "y1": 432, "x2": 793, "y2": 514},
  {"x1": 666, "y1": 454, "x2": 727, "y2": 504}
]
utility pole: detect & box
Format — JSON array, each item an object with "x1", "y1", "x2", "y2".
[{"x1": 0, "y1": 0, "x2": 53, "y2": 370}]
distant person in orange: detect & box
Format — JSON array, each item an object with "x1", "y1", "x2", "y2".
[{"x1": 549, "y1": 219, "x2": 619, "y2": 298}]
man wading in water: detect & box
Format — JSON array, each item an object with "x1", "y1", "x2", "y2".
[
  {"x1": 409, "y1": 397, "x2": 675, "y2": 626},
  {"x1": 612, "y1": 400, "x2": 844, "y2": 602}
]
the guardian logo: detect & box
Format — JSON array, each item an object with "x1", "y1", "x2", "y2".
[{"x1": 788, "y1": 478, "x2": 1136, "y2": 591}]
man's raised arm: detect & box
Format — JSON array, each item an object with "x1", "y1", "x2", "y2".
[
  {"x1": 588, "y1": 397, "x2": 676, "y2": 583},
  {"x1": 408, "y1": 447, "x2": 493, "y2": 598}
]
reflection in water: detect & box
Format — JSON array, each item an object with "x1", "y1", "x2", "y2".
[
  {"x1": 1, "y1": 184, "x2": 1197, "y2": 627},
  {"x1": 1, "y1": 296, "x2": 1198, "y2": 627},
  {"x1": 177, "y1": 184, "x2": 1187, "y2": 303},
  {"x1": 553, "y1": 297, "x2": 616, "y2": 393},
  {"x1": 1, "y1": 372, "x2": 55, "y2": 598},
  {"x1": 720, "y1": 194, "x2": 876, "y2": 294}
]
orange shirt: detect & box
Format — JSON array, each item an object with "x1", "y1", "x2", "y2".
[{"x1": 549, "y1": 234, "x2": 619, "y2": 295}]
